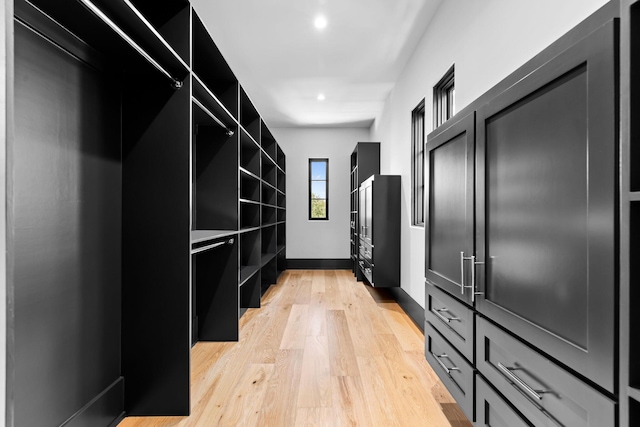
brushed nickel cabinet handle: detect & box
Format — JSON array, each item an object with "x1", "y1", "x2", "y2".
[
  {"x1": 431, "y1": 352, "x2": 460, "y2": 375},
  {"x1": 498, "y1": 362, "x2": 544, "y2": 401},
  {"x1": 431, "y1": 308, "x2": 460, "y2": 324}
]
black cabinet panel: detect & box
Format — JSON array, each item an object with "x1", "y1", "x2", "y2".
[
  {"x1": 476, "y1": 316, "x2": 615, "y2": 427},
  {"x1": 426, "y1": 112, "x2": 475, "y2": 305},
  {"x1": 13, "y1": 19, "x2": 123, "y2": 426},
  {"x1": 476, "y1": 22, "x2": 617, "y2": 392}
]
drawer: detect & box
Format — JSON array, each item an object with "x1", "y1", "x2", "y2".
[
  {"x1": 360, "y1": 258, "x2": 373, "y2": 285},
  {"x1": 476, "y1": 316, "x2": 615, "y2": 427},
  {"x1": 425, "y1": 282, "x2": 474, "y2": 363},
  {"x1": 425, "y1": 321, "x2": 474, "y2": 422},
  {"x1": 359, "y1": 241, "x2": 373, "y2": 263},
  {"x1": 475, "y1": 375, "x2": 530, "y2": 427}
]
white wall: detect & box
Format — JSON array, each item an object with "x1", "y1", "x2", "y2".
[
  {"x1": 370, "y1": 0, "x2": 609, "y2": 308},
  {"x1": 272, "y1": 127, "x2": 370, "y2": 259}
]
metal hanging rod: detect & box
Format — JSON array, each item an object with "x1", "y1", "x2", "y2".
[
  {"x1": 191, "y1": 238, "x2": 234, "y2": 255},
  {"x1": 192, "y1": 98, "x2": 235, "y2": 136},
  {"x1": 122, "y1": 0, "x2": 188, "y2": 70},
  {"x1": 77, "y1": 0, "x2": 183, "y2": 89}
]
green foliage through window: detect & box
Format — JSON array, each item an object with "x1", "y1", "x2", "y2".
[{"x1": 309, "y1": 159, "x2": 328, "y2": 220}]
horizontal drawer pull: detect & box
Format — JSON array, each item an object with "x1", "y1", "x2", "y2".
[
  {"x1": 432, "y1": 352, "x2": 460, "y2": 375},
  {"x1": 431, "y1": 307, "x2": 460, "y2": 324},
  {"x1": 498, "y1": 362, "x2": 546, "y2": 401}
]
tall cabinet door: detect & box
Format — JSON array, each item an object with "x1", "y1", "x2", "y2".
[
  {"x1": 364, "y1": 182, "x2": 373, "y2": 245},
  {"x1": 425, "y1": 112, "x2": 475, "y2": 305},
  {"x1": 359, "y1": 186, "x2": 366, "y2": 241},
  {"x1": 475, "y1": 22, "x2": 617, "y2": 392}
]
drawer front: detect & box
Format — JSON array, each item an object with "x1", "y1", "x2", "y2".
[
  {"x1": 359, "y1": 241, "x2": 373, "y2": 264},
  {"x1": 475, "y1": 375, "x2": 530, "y2": 427},
  {"x1": 476, "y1": 316, "x2": 615, "y2": 427},
  {"x1": 359, "y1": 258, "x2": 373, "y2": 285},
  {"x1": 425, "y1": 282, "x2": 474, "y2": 362},
  {"x1": 425, "y1": 321, "x2": 474, "y2": 421}
]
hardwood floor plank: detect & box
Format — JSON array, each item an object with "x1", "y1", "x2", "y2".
[
  {"x1": 280, "y1": 304, "x2": 310, "y2": 349},
  {"x1": 293, "y1": 407, "x2": 336, "y2": 427},
  {"x1": 214, "y1": 363, "x2": 274, "y2": 427},
  {"x1": 330, "y1": 375, "x2": 374, "y2": 427},
  {"x1": 297, "y1": 335, "x2": 331, "y2": 408},
  {"x1": 326, "y1": 310, "x2": 360, "y2": 377},
  {"x1": 250, "y1": 304, "x2": 292, "y2": 364},
  {"x1": 379, "y1": 301, "x2": 424, "y2": 352},
  {"x1": 311, "y1": 270, "x2": 326, "y2": 293},
  {"x1": 306, "y1": 291, "x2": 327, "y2": 337},
  {"x1": 257, "y1": 349, "x2": 304, "y2": 427}
]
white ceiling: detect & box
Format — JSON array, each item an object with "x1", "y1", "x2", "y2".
[{"x1": 191, "y1": 0, "x2": 443, "y2": 128}]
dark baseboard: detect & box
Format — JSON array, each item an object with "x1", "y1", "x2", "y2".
[
  {"x1": 64, "y1": 377, "x2": 124, "y2": 427},
  {"x1": 286, "y1": 258, "x2": 351, "y2": 269},
  {"x1": 386, "y1": 287, "x2": 425, "y2": 333}
]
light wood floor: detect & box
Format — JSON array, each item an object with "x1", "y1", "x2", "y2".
[{"x1": 119, "y1": 270, "x2": 471, "y2": 427}]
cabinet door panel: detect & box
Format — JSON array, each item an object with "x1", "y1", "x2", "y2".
[
  {"x1": 476, "y1": 22, "x2": 616, "y2": 392},
  {"x1": 426, "y1": 112, "x2": 475, "y2": 305}
]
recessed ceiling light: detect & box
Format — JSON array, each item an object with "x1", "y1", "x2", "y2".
[
  {"x1": 314, "y1": 15, "x2": 327, "y2": 29},
  {"x1": 317, "y1": 93, "x2": 326, "y2": 101}
]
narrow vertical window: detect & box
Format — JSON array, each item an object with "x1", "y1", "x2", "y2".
[
  {"x1": 309, "y1": 159, "x2": 329, "y2": 220},
  {"x1": 412, "y1": 100, "x2": 426, "y2": 226},
  {"x1": 434, "y1": 65, "x2": 455, "y2": 128}
]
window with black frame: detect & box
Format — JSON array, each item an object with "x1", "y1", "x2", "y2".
[
  {"x1": 434, "y1": 65, "x2": 455, "y2": 128},
  {"x1": 309, "y1": 158, "x2": 329, "y2": 220},
  {"x1": 412, "y1": 99, "x2": 425, "y2": 226}
]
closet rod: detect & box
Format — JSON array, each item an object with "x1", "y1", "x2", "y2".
[
  {"x1": 122, "y1": 0, "x2": 188, "y2": 70},
  {"x1": 193, "y1": 98, "x2": 235, "y2": 136},
  {"x1": 77, "y1": 0, "x2": 183, "y2": 89},
  {"x1": 192, "y1": 238, "x2": 234, "y2": 255}
]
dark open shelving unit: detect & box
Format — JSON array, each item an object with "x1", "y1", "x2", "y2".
[{"x1": 4, "y1": 1, "x2": 286, "y2": 424}]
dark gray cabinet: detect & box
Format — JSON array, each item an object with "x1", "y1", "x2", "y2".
[
  {"x1": 358, "y1": 175, "x2": 400, "y2": 288},
  {"x1": 424, "y1": 3, "x2": 619, "y2": 426},
  {"x1": 350, "y1": 142, "x2": 380, "y2": 278}
]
